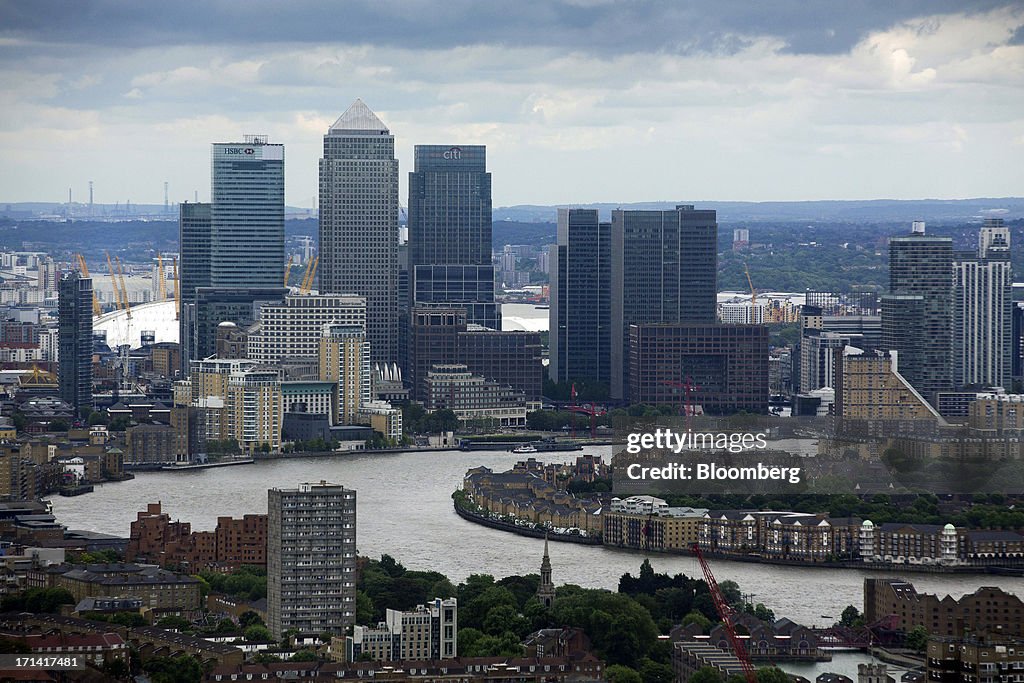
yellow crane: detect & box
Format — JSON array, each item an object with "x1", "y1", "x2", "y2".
[
  {"x1": 745, "y1": 262, "x2": 757, "y2": 307},
  {"x1": 105, "y1": 251, "x2": 124, "y2": 311},
  {"x1": 156, "y1": 253, "x2": 166, "y2": 300},
  {"x1": 114, "y1": 256, "x2": 132, "y2": 319},
  {"x1": 173, "y1": 256, "x2": 180, "y2": 321},
  {"x1": 284, "y1": 255, "x2": 293, "y2": 287},
  {"x1": 299, "y1": 255, "x2": 318, "y2": 294},
  {"x1": 76, "y1": 254, "x2": 101, "y2": 316}
]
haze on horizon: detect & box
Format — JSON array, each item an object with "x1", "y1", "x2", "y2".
[{"x1": 0, "y1": 0, "x2": 1021, "y2": 208}]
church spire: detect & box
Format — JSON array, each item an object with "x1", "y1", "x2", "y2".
[{"x1": 536, "y1": 532, "x2": 555, "y2": 608}]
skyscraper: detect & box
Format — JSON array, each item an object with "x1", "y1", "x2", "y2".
[
  {"x1": 407, "y1": 145, "x2": 498, "y2": 330},
  {"x1": 58, "y1": 271, "x2": 93, "y2": 413},
  {"x1": 610, "y1": 205, "x2": 718, "y2": 400},
  {"x1": 549, "y1": 208, "x2": 611, "y2": 387},
  {"x1": 179, "y1": 137, "x2": 286, "y2": 370},
  {"x1": 319, "y1": 99, "x2": 399, "y2": 364},
  {"x1": 210, "y1": 137, "x2": 285, "y2": 288},
  {"x1": 883, "y1": 222, "x2": 953, "y2": 404},
  {"x1": 268, "y1": 481, "x2": 357, "y2": 638},
  {"x1": 953, "y1": 218, "x2": 1012, "y2": 388}
]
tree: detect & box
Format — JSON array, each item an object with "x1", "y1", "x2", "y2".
[
  {"x1": 681, "y1": 611, "x2": 712, "y2": 634},
  {"x1": 290, "y1": 649, "x2": 319, "y2": 661},
  {"x1": 156, "y1": 615, "x2": 191, "y2": 631},
  {"x1": 687, "y1": 667, "x2": 724, "y2": 683},
  {"x1": 239, "y1": 610, "x2": 264, "y2": 629},
  {"x1": 839, "y1": 605, "x2": 863, "y2": 628},
  {"x1": 718, "y1": 580, "x2": 742, "y2": 606},
  {"x1": 143, "y1": 654, "x2": 204, "y2": 683},
  {"x1": 757, "y1": 667, "x2": 791, "y2": 683},
  {"x1": 605, "y1": 665, "x2": 644, "y2": 683},
  {"x1": 244, "y1": 624, "x2": 273, "y2": 642},
  {"x1": 906, "y1": 625, "x2": 929, "y2": 652},
  {"x1": 49, "y1": 419, "x2": 69, "y2": 432}
]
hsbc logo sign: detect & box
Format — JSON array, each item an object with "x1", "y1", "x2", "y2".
[
  {"x1": 442, "y1": 146, "x2": 462, "y2": 160},
  {"x1": 223, "y1": 148, "x2": 256, "y2": 155}
]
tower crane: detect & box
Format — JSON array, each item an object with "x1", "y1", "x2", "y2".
[
  {"x1": 745, "y1": 263, "x2": 757, "y2": 307},
  {"x1": 156, "y1": 253, "x2": 166, "y2": 300},
  {"x1": 114, "y1": 256, "x2": 132, "y2": 319},
  {"x1": 105, "y1": 251, "x2": 124, "y2": 311},
  {"x1": 76, "y1": 254, "x2": 101, "y2": 316},
  {"x1": 284, "y1": 255, "x2": 293, "y2": 287},
  {"x1": 173, "y1": 257, "x2": 180, "y2": 321},
  {"x1": 300, "y1": 255, "x2": 319, "y2": 294},
  {"x1": 692, "y1": 543, "x2": 758, "y2": 683}
]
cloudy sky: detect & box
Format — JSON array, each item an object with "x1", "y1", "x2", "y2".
[{"x1": 1, "y1": 0, "x2": 1021, "y2": 207}]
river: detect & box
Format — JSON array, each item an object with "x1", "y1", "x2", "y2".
[{"x1": 47, "y1": 447, "x2": 1023, "y2": 628}]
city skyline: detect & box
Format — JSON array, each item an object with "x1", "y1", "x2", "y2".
[{"x1": 0, "y1": 2, "x2": 1022, "y2": 207}]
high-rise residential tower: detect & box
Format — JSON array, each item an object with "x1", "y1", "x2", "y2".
[
  {"x1": 179, "y1": 137, "x2": 286, "y2": 371},
  {"x1": 407, "y1": 144, "x2": 498, "y2": 330},
  {"x1": 268, "y1": 481, "x2": 357, "y2": 638},
  {"x1": 58, "y1": 271, "x2": 93, "y2": 413},
  {"x1": 610, "y1": 205, "x2": 718, "y2": 400},
  {"x1": 549, "y1": 208, "x2": 611, "y2": 387},
  {"x1": 953, "y1": 218, "x2": 1012, "y2": 388},
  {"x1": 882, "y1": 222, "x2": 953, "y2": 404},
  {"x1": 319, "y1": 100, "x2": 399, "y2": 364}
]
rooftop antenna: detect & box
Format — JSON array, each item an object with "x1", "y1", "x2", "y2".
[
  {"x1": 67, "y1": 187, "x2": 72, "y2": 218},
  {"x1": 89, "y1": 181, "x2": 94, "y2": 216},
  {"x1": 164, "y1": 182, "x2": 169, "y2": 214}
]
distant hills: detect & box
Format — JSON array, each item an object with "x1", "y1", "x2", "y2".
[
  {"x1": 493, "y1": 198, "x2": 1024, "y2": 224},
  {"x1": 5, "y1": 197, "x2": 1022, "y2": 225}
]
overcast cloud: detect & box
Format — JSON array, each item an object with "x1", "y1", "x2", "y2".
[{"x1": 0, "y1": 0, "x2": 1021, "y2": 206}]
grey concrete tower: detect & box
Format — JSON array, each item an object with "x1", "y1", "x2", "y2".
[{"x1": 319, "y1": 99, "x2": 400, "y2": 364}]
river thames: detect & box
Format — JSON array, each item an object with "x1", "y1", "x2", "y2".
[{"x1": 47, "y1": 447, "x2": 1022, "y2": 628}]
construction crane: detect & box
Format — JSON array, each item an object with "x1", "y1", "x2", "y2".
[
  {"x1": 105, "y1": 251, "x2": 124, "y2": 311},
  {"x1": 114, "y1": 256, "x2": 132, "y2": 319},
  {"x1": 173, "y1": 257, "x2": 180, "y2": 321},
  {"x1": 692, "y1": 543, "x2": 758, "y2": 683},
  {"x1": 567, "y1": 385, "x2": 606, "y2": 439},
  {"x1": 745, "y1": 263, "x2": 757, "y2": 307},
  {"x1": 284, "y1": 255, "x2": 293, "y2": 287},
  {"x1": 156, "y1": 253, "x2": 166, "y2": 300},
  {"x1": 299, "y1": 255, "x2": 319, "y2": 294},
  {"x1": 662, "y1": 375, "x2": 700, "y2": 429},
  {"x1": 76, "y1": 254, "x2": 101, "y2": 316}
]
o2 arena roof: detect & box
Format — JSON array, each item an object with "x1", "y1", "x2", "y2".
[{"x1": 93, "y1": 300, "x2": 179, "y2": 349}]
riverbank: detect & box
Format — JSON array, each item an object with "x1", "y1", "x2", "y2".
[
  {"x1": 452, "y1": 503, "x2": 602, "y2": 545},
  {"x1": 454, "y1": 494, "x2": 1016, "y2": 576}
]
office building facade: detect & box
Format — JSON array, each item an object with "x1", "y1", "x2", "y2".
[
  {"x1": 179, "y1": 137, "x2": 285, "y2": 371},
  {"x1": 247, "y1": 294, "x2": 367, "y2": 364},
  {"x1": 953, "y1": 219, "x2": 1012, "y2": 388},
  {"x1": 209, "y1": 138, "x2": 285, "y2": 288},
  {"x1": 611, "y1": 205, "x2": 718, "y2": 399},
  {"x1": 319, "y1": 100, "x2": 399, "y2": 364},
  {"x1": 407, "y1": 145, "x2": 498, "y2": 330},
  {"x1": 268, "y1": 481, "x2": 357, "y2": 638},
  {"x1": 549, "y1": 208, "x2": 611, "y2": 387},
  {"x1": 628, "y1": 323, "x2": 768, "y2": 414},
  {"x1": 58, "y1": 272, "x2": 93, "y2": 413}
]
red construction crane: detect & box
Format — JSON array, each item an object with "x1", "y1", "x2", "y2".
[
  {"x1": 692, "y1": 543, "x2": 758, "y2": 683},
  {"x1": 663, "y1": 376, "x2": 700, "y2": 430},
  {"x1": 567, "y1": 384, "x2": 606, "y2": 439}
]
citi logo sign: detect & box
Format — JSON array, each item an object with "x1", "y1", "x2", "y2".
[{"x1": 443, "y1": 147, "x2": 462, "y2": 160}]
